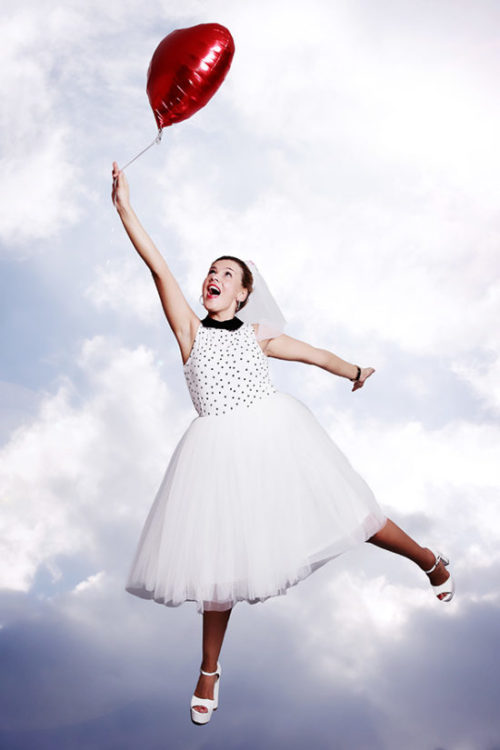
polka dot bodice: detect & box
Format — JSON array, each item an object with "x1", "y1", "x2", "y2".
[{"x1": 183, "y1": 322, "x2": 277, "y2": 417}]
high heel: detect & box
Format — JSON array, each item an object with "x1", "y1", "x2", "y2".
[
  {"x1": 424, "y1": 550, "x2": 455, "y2": 602},
  {"x1": 190, "y1": 661, "x2": 222, "y2": 725}
]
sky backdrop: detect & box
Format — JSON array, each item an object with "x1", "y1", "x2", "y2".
[{"x1": 1, "y1": 0, "x2": 500, "y2": 748}]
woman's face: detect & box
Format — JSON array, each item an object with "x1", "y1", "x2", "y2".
[{"x1": 201, "y1": 259, "x2": 247, "y2": 314}]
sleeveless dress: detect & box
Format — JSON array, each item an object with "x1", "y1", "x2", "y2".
[{"x1": 125, "y1": 316, "x2": 387, "y2": 614}]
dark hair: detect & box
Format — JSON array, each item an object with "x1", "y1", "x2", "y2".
[{"x1": 213, "y1": 255, "x2": 253, "y2": 310}]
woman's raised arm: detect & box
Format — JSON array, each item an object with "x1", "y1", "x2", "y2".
[
  {"x1": 263, "y1": 334, "x2": 375, "y2": 392},
  {"x1": 111, "y1": 162, "x2": 199, "y2": 352}
]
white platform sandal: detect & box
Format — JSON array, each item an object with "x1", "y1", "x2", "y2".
[
  {"x1": 424, "y1": 550, "x2": 455, "y2": 602},
  {"x1": 190, "y1": 662, "x2": 222, "y2": 725}
]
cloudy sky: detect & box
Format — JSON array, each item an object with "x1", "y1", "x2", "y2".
[{"x1": 1, "y1": 0, "x2": 500, "y2": 747}]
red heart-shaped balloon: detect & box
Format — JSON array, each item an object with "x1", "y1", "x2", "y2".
[{"x1": 146, "y1": 23, "x2": 235, "y2": 131}]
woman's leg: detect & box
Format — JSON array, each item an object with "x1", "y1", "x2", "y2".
[
  {"x1": 367, "y1": 518, "x2": 451, "y2": 593},
  {"x1": 192, "y1": 607, "x2": 232, "y2": 713}
]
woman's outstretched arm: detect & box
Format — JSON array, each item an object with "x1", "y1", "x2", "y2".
[
  {"x1": 111, "y1": 162, "x2": 199, "y2": 356},
  {"x1": 263, "y1": 334, "x2": 375, "y2": 392}
]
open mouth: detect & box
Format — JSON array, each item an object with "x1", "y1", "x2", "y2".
[{"x1": 207, "y1": 285, "x2": 221, "y2": 296}]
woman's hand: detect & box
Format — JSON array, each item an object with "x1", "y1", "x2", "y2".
[
  {"x1": 352, "y1": 367, "x2": 375, "y2": 392},
  {"x1": 112, "y1": 161, "x2": 130, "y2": 211}
]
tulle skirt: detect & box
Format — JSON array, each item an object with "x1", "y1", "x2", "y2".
[{"x1": 125, "y1": 391, "x2": 386, "y2": 614}]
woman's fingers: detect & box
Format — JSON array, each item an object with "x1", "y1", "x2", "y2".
[
  {"x1": 351, "y1": 367, "x2": 375, "y2": 392},
  {"x1": 111, "y1": 162, "x2": 119, "y2": 205},
  {"x1": 112, "y1": 162, "x2": 122, "y2": 186},
  {"x1": 111, "y1": 162, "x2": 129, "y2": 208}
]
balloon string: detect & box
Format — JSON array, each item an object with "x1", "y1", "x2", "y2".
[{"x1": 119, "y1": 130, "x2": 163, "y2": 171}]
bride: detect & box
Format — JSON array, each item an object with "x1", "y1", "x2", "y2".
[{"x1": 112, "y1": 161, "x2": 454, "y2": 725}]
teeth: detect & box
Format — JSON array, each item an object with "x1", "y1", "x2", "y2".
[{"x1": 208, "y1": 286, "x2": 220, "y2": 295}]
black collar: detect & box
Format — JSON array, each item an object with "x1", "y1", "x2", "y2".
[{"x1": 201, "y1": 315, "x2": 244, "y2": 331}]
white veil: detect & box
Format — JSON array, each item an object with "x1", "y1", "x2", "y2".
[{"x1": 237, "y1": 260, "x2": 287, "y2": 341}]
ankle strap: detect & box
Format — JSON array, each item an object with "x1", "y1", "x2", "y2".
[
  {"x1": 200, "y1": 662, "x2": 220, "y2": 676},
  {"x1": 424, "y1": 552, "x2": 441, "y2": 575}
]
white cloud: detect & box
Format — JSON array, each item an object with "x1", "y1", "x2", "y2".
[
  {"x1": 283, "y1": 569, "x2": 434, "y2": 686},
  {"x1": 451, "y1": 350, "x2": 500, "y2": 415},
  {"x1": 0, "y1": 335, "x2": 188, "y2": 591},
  {"x1": 327, "y1": 405, "x2": 500, "y2": 569},
  {"x1": 0, "y1": 0, "x2": 164, "y2": 249},
  {"x1": 72, "y1": 569, "x2": 105, "y2": 594},
  {"x1": 83, "y1": 257, "x2": 158, "y2": 320},
  {"x1": 330, "y1": 408, "x2": 500, "y2": 502},
  {"x1": 157, "y1": 148, "x2": 498, "y2": 360},
  {"x1": 0, "y1": 11, "x2": 83, "y2": 247}
]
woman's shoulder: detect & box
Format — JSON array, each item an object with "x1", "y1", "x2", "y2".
[
  {"x1": 248, "y1": 322, "x2": 272, "y2": 354},
  {"x1": 249, "y1": 321, "x2": 272, "y2": 339}
]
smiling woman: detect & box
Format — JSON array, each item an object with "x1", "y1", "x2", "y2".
[
  {"x1": 203, "y1": 257, "x2": 252, "y2": 309},
  {"x1": 111, "y1": 161, "x2": 454, "y2": 726}
]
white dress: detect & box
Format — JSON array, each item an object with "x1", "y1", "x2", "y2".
[{"x1": 125, "y1": 317, "x2": 387, "y2": 614}]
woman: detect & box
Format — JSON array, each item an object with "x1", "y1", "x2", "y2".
[{"x1": 111, "y1": 162, "x2": 454, "y2": 725}]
